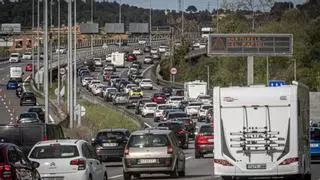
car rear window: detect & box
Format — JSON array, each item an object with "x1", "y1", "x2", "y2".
[
  {"x1": 97, "y1": 131, "x2": 126, "y2": 141},
  {"x1": 0, "y1": 150, "x2": 5, "y2": 163},
  {"x1": 168, "y1": 113, "x2": 187, "y2": 119},
  {"x1": 171, "y1": 97, "x2": 183, "y2": 101},
  {"x1": 128, "y1": 134, "x2": 169, "y2": 148},
  {"x1": 29, "y1": 145, "x2": 79, "y2": 159},
  {"x1": 311, "y1": 128, "x2": 320, "y2": 141},
  {"x1": 20, "y1": 113, "x2": 37, "y2": 119},
  {"x1": 129, "y1": 96, "x2": 140, "y2": 100},
  {"x1": 28, "y1": 108, "x2": 42, "y2": 113},
  {"x1": 170, "y1": 123, "x2": 183, "y2": 132},
  {"x1": 158, "y1": 105, "x2": 171, "y2": 110},
  {"x1": 199, "y1": 125, "x2": 213, "y2": 135}
]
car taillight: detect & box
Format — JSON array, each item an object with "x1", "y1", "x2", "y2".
[
  {"x1": 0, "y1": 165, "x2": 12, "y2": 178},
  {"x1": 167, "y1": 144, "x2": 173, "y2": 154},
  {"x1": 124, "y1": 144, "x2": 129, "y2": 155},
  {"x1": 70, "y1": 159, "x2": 86, "y2": 170},
  {"x1": 178, "y1": 129, "x2": 185, "y2": 135},
  {"x1": 189, "y1": 119, "x2": 193, "y2": 124},
  {"x1": 213, "y1": 159, "x2": 233, "y2": 166},
  {"x1": 279, "y1": 157, "x2": 299, "y2": 165}
]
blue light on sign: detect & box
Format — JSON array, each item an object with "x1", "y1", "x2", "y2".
[{"x1": 268, "y1": 80, "x2": 287, "y2": 87}]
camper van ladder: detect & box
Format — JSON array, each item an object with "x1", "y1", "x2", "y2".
[{"x1": 229, "y1": 105, "x2": 286, "y2": 161}]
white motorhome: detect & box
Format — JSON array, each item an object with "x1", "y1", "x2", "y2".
[
  {"x1": 111, "y1": 52, "x2": 125, "y2": 68},
  {"x1": 213, "y1": 82, "x2": 311, "y2": 179},
  {"x1": 184, "y1": 80, "x2": 207, "y2": 100},
  {"x1": 10, "y1": 67, "x2": 23, "y2": 82}
]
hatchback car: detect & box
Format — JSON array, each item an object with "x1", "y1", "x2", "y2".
[
  {"x1": 141, "y1": 102, "x2": 157, "y2": 118},
  {"x1": 28, "y1": 106, "x2": 45, "y2": 122},
  {"x1": 28, "y1": 139, "x2": 108, "y2": 180},
  {"x1": 135, "y1": 98, "x2": 152, "y2": 115},
  {"x1": 194, "y1": 124, "x2": 214, "y2": 158},
  {"x1": 0, "y1": 143, "x2": 40, "y2": 179},
  {"x1": 129, "y1": 87, "x2": 143, "y2": 97},
  {"x1": 92, "y1": 129, "x2": 130, "y2": 162},
  {"x1": 6, "y1": 80, "x2": 19, "y2": 90},
  {"x1": 123, "y1": 129, "x2": 185, "y2": 180},
  {"x1": 25, "y1": 63, "x2": 33, "y2": 72},
  {"x1": 154, "y1": 104, "x2": 173, "y2": 122},
  {"x1": 20, "y1": 92, "x2": 37, "y2": 106},
  {"x1": 139, "y1": 79, "x2": 153, "y2": 90},
  {"x1": 18, "y1": 112, "x2": 40, "y2": 124},
  {"x1": 197, "y1": 104, "x2": 213, "y2": 121},
  {"x1": 151, "y1": 93, "x2": 167, "y2": 104},
  {"x1": 126, "y1": 54, "x2": 137, "y2": 62},
  {"x1": 143, "y1": 56, "x2": 153, "y2": 64}
]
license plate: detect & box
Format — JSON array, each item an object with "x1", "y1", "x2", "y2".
[
  {"x1": 42, "y1": 177, "x2": 64, "y2": 180},
  {"x1": 246, "y1": 164, "x2": 266, "y2": 169},
  {"x1": 311, "y1": 143, "x2": 319, "y2": 148},
  {"x1": 26, "y1": 100, "x2": 31, "y2": 102},
  {"x1": 139, "y1": 159, "x2": 158, "y2": 164},
  {"x1": 103, "y1": 143, "x2": 117, "y2": 147},
  {"x1": 157, "y1": 97, "x2": 163, "y2": 99},
  {"x1": 208, "y1": 139, "x2": 214, "y2": 142}
]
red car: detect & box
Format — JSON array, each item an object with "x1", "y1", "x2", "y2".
[
  {"x1": 195, "y1": 124, "x2": 214, "y2": 158},
  {"x1": 127, "y1": 54, "x2": 137, "y2": 61},
  {"x1": 25, "y1": 64, "x2": 32, "y2": 72},
  {"x1": 151, "y1": 93, "x2": 167, "y2": 104},
  {"x1": 103, "y1": 72, "x2": 111, "y2": 81},
  {"x1": 0, "y1": 143, "x2": 40, "y2": 179}
]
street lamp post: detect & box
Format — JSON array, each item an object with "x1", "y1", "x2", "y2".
[
  {"x1": 74, "y1": 0, "x2": 78, "y2": 126},
  {"x1": 37, "y1": 0, "x2": 40, "y2": 89},
  {"x1": 149, "y1": 0, "x2": 152, "y2": 45},
  {"x1": 118, "y1": 0, "x2": 122, "y2": 49},
  {"x1": 91, "y1": 0, "x2": 94, "y2": 54},
  {"x1": 50, "y1": 0, "x2": 53, "y2": 88},
  {"x1": 32, "y1": 0, "x2": 35, "y2": 80},
  {"x1": 44, "y1": 0, "x2": 49, "y2": 124},
  {"x1": 57, "y1": 0, "x2": 61, "y2": 105}
]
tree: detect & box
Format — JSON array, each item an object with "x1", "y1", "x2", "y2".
[
  {"x1": 186, "y1": 5, "x2": 197, "y2": 13},
  {"x1": 270, "y1": 2, "x2": 294, "y2": 20}
]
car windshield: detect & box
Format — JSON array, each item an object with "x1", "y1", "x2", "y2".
[
  {"x1": 202, "y1": 106, "x2": 212, "y2": 110},
  {"x1": 199, "y1": 125, "x2": 213, "y2": 135},
  {"x1": 168, "y1": 113, "x2": 187, "y2": 119},
  {"x1": 29, "y1": 145, "x2": 79, "y2": 159},
  {"x1": 20, "y1": 113, "x2": 37, "y2": 119},
  {"x1": 8, "y1": 80, "x2": 17, "y2": 84},
  {"x1": 158, "y1": 105, "x2": 171, "y2": 110},
  {"x1": 146, "y1": 104, "x2": 157, "y2": 108},
  {"x1": 171, "y1": 97, "x2": 183, "y2": 101},
  {"x1": 127, "y1": 85, "x2": 137, "y2": 88},
  {"x1": 128, "y1": 134, "x2": 169, "y2": 148},
  {"x1": 132, "y1": 88, "x2": 141, "y2": 92},
  {"x1": 96, "y1": 131, "x2": 126, "y2": 141},
  {"x1": 28, "y1": 108, "x2": 43, "y2": 113},
  {"x1": 199, "y1": 96, "x2": 211, "y2": 99},
  {"x1": 189, "y1": 103, "x2": 203, "y2": 107},
  {"x1": 311, "y1": 128, "x2": 320, "y2": 141},
  {"x1": 11, "y1": 54, "x2": 19, "y2": 57}
]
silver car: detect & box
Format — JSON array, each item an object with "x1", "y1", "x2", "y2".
[
  {"x1": 112, "y1": 93, "x2": 128, "y2": 105},
  {"x1": 123, "y1": 129, "x2": 186, "y2": 180}
]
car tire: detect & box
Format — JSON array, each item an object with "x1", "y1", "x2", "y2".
[
  {"x1": 221, "y1": 176, "x2": 233, "y2": 180},
  {"x1": 170, "y1": 163, "x2": 179, "y2": 178},
  {"x1": 195, "y1": 151, "x2": 201, "y2": 159},
  {"x1": 178, "y1": 166, "x2": 186, "y2": 177},
  {"x1": 123, "y1": 172, "x2": 131, "y2": 180},
  {"x1": 104, "y1": 173, "x2": 108, "y2": 180},
  {"x1": 133, "y1": 174, "x2": 140, "y2": 178}
]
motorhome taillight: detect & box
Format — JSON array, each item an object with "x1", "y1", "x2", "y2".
[
  {"x1": 124, "y1": 144, "x2": 129, "y2": 155},
  {"x1": 213, "y1": 159, "x2": 233, "y2": 166},
  {"x1": 167, "y1": 144, "x2": 173, "y2": 154},
  {"x1": 279, "y1": 157, "x2": 299, "y2": 165}
]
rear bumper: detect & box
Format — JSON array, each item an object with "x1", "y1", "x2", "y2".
[
  {"x1": 96, "y1": 148, "x2": 124, "y2": 159},
  {"x1": 40, "y1": 170, "x2": 89, "y2": 180},
  {"x1": 195, "y1": 144, "x2": 214, "y2": 154},
  {"x1": 311, "y1": 152, "x2": 320, "y2": 162}
]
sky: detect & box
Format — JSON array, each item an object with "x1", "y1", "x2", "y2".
[{"x1": 103, "y1": 0, "x2": 305, "y2": 11}]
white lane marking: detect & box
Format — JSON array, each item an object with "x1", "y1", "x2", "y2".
[
  {"x1": 1, "y1": 98, "x2": 3, "y2": 101},
  {"x1": 5, "y1": 106, "x2": 8, "y2": 109},
  {"x1": 3, "y1": 102, "x2": 6, "y2": 105},
  {"x1": 142, "y1": 64, "x2": 154, "y2": 76},
  {"x1": 7, "y1": 109, "x2": 10, "y2": 113},
  {"x1": 186, "y1": 156, "x2": 192, "y2": 160},
  {"x1": 108, "y1": 175, "x2": 123, "y2": 179},
  {"x1": 10, "y1": 113, "x2": 13, "y2": 117}
]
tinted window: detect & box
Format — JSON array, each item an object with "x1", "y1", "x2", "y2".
[
  {"x1": 171, "y1": 97, "x2": 183, "y2": 101},
  {"x1": 128, "y1": 134, "x2": 169, "y2": 148},
  {"x1": 146, "y1": 104, "x2": 157, "y2": 108},
  {"x1": 199, "y1": 125, "x2": 213, "y2": 135},
  {"x1": 29, "y1": 145, "x2": 79, "y2": 159},
  {"x1": 158, "y1": 105, "x2": 171, "y2": 110},
  {"x1": 168, "y1": 113, "x2": 187, "y2": 119},
  {"x1": 20, "y1": 113, "x2": 37, "y2": 119},
  {"x1": 28, "y1": 108, "x2": 43, "y2": 113},
  {"x1": 0, "y1": 149, "x2": 5, "y2": 163},
  {"x1": 202, "y1": 106, "x2": 212, "y2": 110},
  {"x1": 96, "y1": 131, "x2": 126, "y2": 141},
  {"x1": 170, "y1": 123, "x2": 183, "y2": 132},
  {"x1": 311, "y1": 128, "x2": 320, "y2": 141},
  {"x1": 129, "y1": 96, "x2": 140, "y2": 100}
]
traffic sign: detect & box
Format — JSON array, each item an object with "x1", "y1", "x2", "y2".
[
  {"x1": 75, "y1": 104, "x2": 86, "y2": 117},
  {"x1": 59, "y1": 68, "x2": 66, "y2": 75},
  {"x1": 268, "y1": 80, "x2": 287, "y2": 87},
  {"x1": 170, "y1": 67, "x2": 177, "y2": 75}
]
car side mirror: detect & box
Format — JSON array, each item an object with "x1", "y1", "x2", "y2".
[{"x1": 31, "y1": 161, "x2": 40, "y2": 169}]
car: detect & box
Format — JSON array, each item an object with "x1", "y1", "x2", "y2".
[
  {"x1": 194, "y1": 124, "x2": 214, "y2": 158},
  {"x1": 143, "y1": 46, "x2": 151, "y2": 52},
  {"x1": 185, "y1": 102, "x2": 203, "y2": 117},
  {"x1": 128, "y1": 87, "x2": 143, "y2": 97},
  {"x1": 102, "y1": 43, "x2": 108, "y2": 49},
  {"x1": 78, "y1": 66, "x2": 90, "y2": 76},
  {"x1": 103, "y1": 71, "x2": 113, "y2": 82},
  {"x1": 161, "y1": 87, "x2": 173, "y2": 97},
  {"x1": 166, "y1": 96, "x2": 184, "y2": 108},
  {"x1": 197, "y1": 104, "x2": 213, "y2": 121},
  {"x1": 92, "y1": 129, "x2": 130, "y2": 162},
  {"x1": 106, "y1": 53, "x2": 112, "y2": 62},
  {"x1": 81, "y1": 77, "x2": 93, "y2": 87},
  {"x1": 138, "y1": 40, "x2": 147, "y2": 45},
  {"x1": 0, "y1": 143, "x2": 40, "y2": 179},
  {"x1": 143, "y1": 56, "x2": 153, "y2": 64},
  {"x1": 130, "y1": 61, "x2": 142, "y2": 69},
  {"x1": 6, "y1": 80, "x2": 19, "y2": 90},
  {"x1": 94, "y1": 58, "x2": 103, "y2": 67},
  {"x1": 123, "y1": 129, "x2": 185, "y2": 179},
  {"x1": 153, "y1": 104, "x2": 173, "y2": 122},
  {"x1": 196, "y1": 95, "x2": 212, "y2": 104},
  {"x1": 150, "y1": 48, "x2": 158, "y2": 54},
  {"x1": 119, "y1": 80, "x2": 131, "y2": 90},
  {"x1": 28, "y1": 139, "x2": 108, "y2": 180},
  {"x1": 161, "y1": 109, "x2": 183, "y2": 121},
  {"x1": 126, "y1": 95, "x2": 141, "y2": 109},
  {"x1": 151, "y1": 93, "x2": 167, "y2": 104},
  {"x1": 158, "y1": 45, "x2": 167, "y2": 53},
  {"x1": 16, "y1": 85, "x2": 24, "y2": 97},
  {"x1": 174, "y1": 117, "x2": 196, "y2": 138},
  {"x1": 156, "y1": 121, "x2": 189, "y2": 149},
  {"x1": 103, "y1": 87, "x2": 118, "y2": 101},
  {"x1": 164, "y1": 111, "x2": 188, "y2": 122},
  {"x1": 126, "y1": 54, "x2": 137, "y2": 62},
  {"x1": 104, "y1": 64, "x2": 116, "y2": 72},
  {"x1": 20, "y1": 92, "x2": 37, "y2": 106},
  {"x1": 87, "y1": 79, "x2": 101, "y2": 91},
  {"x1": 25, "y1": 63, "x2": 33, "y2": 71},
  {"x1": 127, "y1": 67, "x2": 140, "y2": 77},
  {"x1": 28, "y1": 107, "x2": 45, "y2": 122},
  {"x1": 18, "y1": 112, "x2": 41, "y2": 124},
  {"x1": 139, "y1": 79, "x2": 153, "y2": 90},
  {"x1": 92, "y1": 84, "x2": 106, "y2": 96},
  {"x1": 128, "y1": 63, "x2": 141, "y2": 70},
  {"x1": 132, "y1": 75, "x2": 144, "y2": 84},
  {"x1": 9, "y1": 53, "x2": 21, "y2": 63},
  {"x1": 171, "y1": 88, "x2": 184, "y2": 96},
  {"x1": 22, "y1": 52, "x2": 32, "y2": 60},
  {"x1": 206, "y1": 108, "x2": 213, "y2": 124},
  {"x1": 112, "y1": 93, "x2": 128, "y2": 105},
  {"x1": 310, "y1": 127, "x2": 320, "y2": 162},
  {"x1": 141, "y1": 102, "x2": 157, "y2": 117},
  {"x1": 124, "y1": 84, "x2": 138, "y2": 94},
  {"x1": 55, "y1": 48, "x2": 67, "y2": 54},
  {"x1": 135, "y1": 98, "x2": 152, "y2": 115},
  {"x1": 132, "y1": 48, "x2": 143, "y2": 55},
  {"x1": 152, "y1": 53, "x2": 161, "y2": 60}
]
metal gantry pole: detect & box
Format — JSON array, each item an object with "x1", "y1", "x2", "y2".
[
  {"x1": 32, "y1": 0, "x2": 35, "y2": 80},
  {"x1": 68, "y1": 0, "x2": 73, "y2": 128},
  {"x1": 57, "y1": 0, "x2": 61, "y2": 105},
  {"x1": 90, "y1": 0, "x2": 94, "y2": 54},
  {"x1": 74, "y1": 0, "x2": 78, "y2": 126},
  {"x1": 247, "y1": 56, "x2": 254, "y2": 85},
  {"x1": 181, "y1": 0, "x2": 184, "y2": 37},
  {"x1": 118, "y1": 0, "x2": 121, "y2": 49},
  {"x1": 149, "y1": 0, "x2": 152, "y2": 46},
  {"x1": 37, "y1": 0, "x2": 40, "y2": 89},
  {"x1": 44, "y1": 0, "x2": 49, "y2": 124},
  {"x1": 50, "y1": 0, "x2": 53, "y2": 88},
  {"x1": 216, "y1": 0, "x2": 219, "y2": 32},
  {"x1": 206, "y1": 65, "x2": 210, "y2": 91}
]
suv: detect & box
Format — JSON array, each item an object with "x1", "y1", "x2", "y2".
[
  {"x1": 0, "y1": 143, "x2": 40, "y2": 179},
  {"x1": 156, "y1": 121, "x2": 189, "y2": 149},
  {"x1": 151, "y1": 93, "x2": 167, "y2": 104},
  {"x1": 194, "y1": 124, "x2": 214, "y2": 158},
  {"x1": 28, "y1": 107, "x2": 45, "y2": 122},
  {"x1": 28, "y1": 139, "x2": 108, "y2": 180},
  {"x1": 123, "y1": 129, "x2": 185, "y2": 180},
  {"x1": 92, "y1": 129, "x2": 130, "y2": 162},
  {"x1": 20, "y1": 92, "x2": 37, "y2": 106},
  {"x1": 135, "y1": 98, "x2": 152, "y2": 115}
]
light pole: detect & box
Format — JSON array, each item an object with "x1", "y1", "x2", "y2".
[
  {"x1": 118, "y1": 0, "x2": 122, "y2": 49},
  {"x1": 74, "y1": 0, "x2": 78, "y2": 126},
  {"x1": 37, "y1": 0, "x2": 40, "y2": 89},
  {"x1": 50, "y1": 0, "x2": 53, "y2": 88},
  {"x1": 32, "y1": 0, "x2": 35, "y2": 80},
  {"x1": 91, "y1": 0, "x2": 94, "y2": 54},
  {"x1": 44, "y1": 0, "x2": 49, "y2": 124},
  {"x1": 149, "y1": 0, "x2": 152, "y2": 45},
  {"x1": 206, "y1": 65, "x2": 210, "y2": 91},
  {"x1": 68, "y1": 0, "x2": 74, "y2": 128},
  {"x1": 57, "y1": 0, "x2": 61, "y2": 105}
]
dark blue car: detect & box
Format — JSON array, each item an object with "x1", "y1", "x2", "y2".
[
  {"x1": 310, "y1": 127, "x2": 320, "y2": 162},
  {"x1": 6, "y1": 80, "x2": 19, "y2": 90}
]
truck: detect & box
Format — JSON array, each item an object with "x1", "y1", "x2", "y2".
[
  {"x1": 111, "y1": 52, "x2": 125, "y2": 68},
  {"x1": 184, "y1": 80, "x2": 207, "y2": 100},
  {"x1": 201, "y1": 27, "x2": 214, "y2": 38},
  {"x1": 213, "y1": 81, "x2": 311, "y2": 180},
  {"x1": 10, "y1": 66, "x2": 23, "y2": 82}
]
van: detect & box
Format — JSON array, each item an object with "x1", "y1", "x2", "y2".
[{"x1": 9, "y1": 53, "x2": 21, "y2": 63}]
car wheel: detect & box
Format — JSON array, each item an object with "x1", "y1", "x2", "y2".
[
  {"x1": 104, "y1": 173, "x2": 108, "y2": 180},
  {"x1": 195, "y1": 151, "x2": 201, "y2": 159},
  {"x1": 133, "y1": 174, "x2": 140, "y2": 178},
  {"x1": 178, "y1": 165, "x2": 186, "y2": 177},
  {"x1": 123, "y1": 171, "x2": 131, "y2": 180},
  {"x1": 170, "y1": 163, "x2": 179, "y2": 178},
  {"x1": 183, "y1": 141, "x2": 189, "y2": 149},
  {"x1": 221, "y1": 176, "x2": 233, "y2": 180}
]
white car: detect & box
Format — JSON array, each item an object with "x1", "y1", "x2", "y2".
[
  {"x1": 94, "y1": 58, "x2": 103, "y2": 67},
  {"x1": 150, "y1": 48, "x2": 158, "y2": 54},
  {"x1": 56, "y1": 48, "x2": 67, "y2": 54},
  {"x1": 166, "y1": 96, "x2": 184, "y2": 108},
  {"x1": 81, "y1": 77, "x2": 93, "y2": 87},
  {"x1": 141, "y1": 102, "x2": 157, "y2": 117},
  {"x1": 22, "y1": 52, "x2": 32, "y2": 60},
  {"x1": 102, "y1": 43, "x2": 108, "y2": 49},
  {"x1": 88, "y1": 79, "x2": 101, "y2": 91},
  {"x1": 132, "y1": 48, "x2": 143, "y2": 55},
  {"x1": 28, "y1": 139, "x2": 108, "y2": 180},
  {"x1": 143, "y1": 56, "x2": 153, "y2": 64},
  {"x1": 153, "y1": 104, "x2": 172, "y2": 122},
  {"x1": 92, "y1": 84, "x2": 105, "y2": 96},
  {"x1": 124, "y1": 84, "x2": 138, "y2": 94},
  {"x1": 9, "y1": 53, "x2": 21, "y2": 63},
  {"x1": 185, "y1": 102, "x2": 203, "y2": 117},
  {"x1": 105, "y1": 53, "x2": 112, "y2": 62},
  {"x1": 199, "y1": 43, "x2": 207, "y2": 49},
  {"x1": 158, "y1": 46, "x2": 167, "y2": 53},
  {"x1": 138, "y1": 40, "x2": 147, "y2": 45},
  {"x1": 139, "y1": 79, "x2": 153, "y2": 90},
  {"x1": 197, "y1": 104, "x2": 213, "y2": 121},
  {"x1": 196, "y1": 95, "x2": 212, "y2": 104}
]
